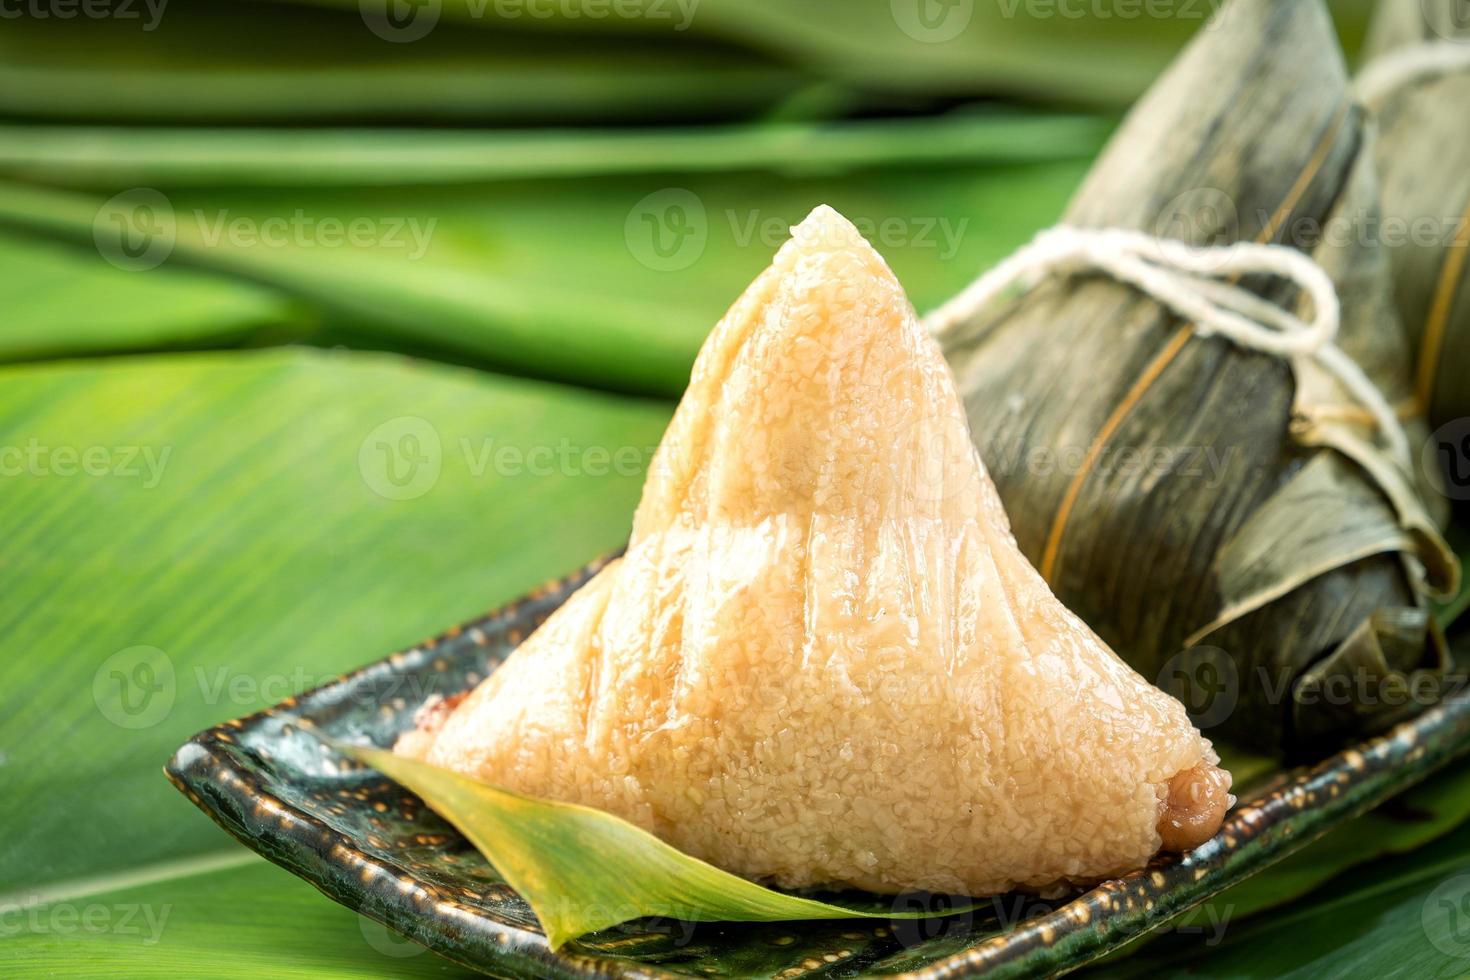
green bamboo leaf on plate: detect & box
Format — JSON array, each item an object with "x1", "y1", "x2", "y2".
[{"x1": 339, "y1": 742, "x2": 974, "y2": 950}]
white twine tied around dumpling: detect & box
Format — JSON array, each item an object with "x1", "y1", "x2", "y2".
[
  {"x1": 1356, "y1": 38, "x2": 1470, "y2": 109},
  {"x1": 922, "y1": 226, "x2": 1411, "y2": 469}
]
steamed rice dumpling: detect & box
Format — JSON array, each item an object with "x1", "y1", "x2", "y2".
[
  {"x1": 398, "y1": 206, "x2": 1230, "y2": 896},
  {"x1": 1359, "y1": 0, "x2": 1470, "y2": 433},
  {"x1": 935, "y1": 0, "x2": 1457, "y2": 752}
]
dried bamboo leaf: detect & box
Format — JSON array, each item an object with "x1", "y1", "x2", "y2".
[
  {"x1": 1359, "y1": 0, "x2": 1470, "y2": 433},
  {"x1": 938, "y1": 0, "x2": 1454, "y2": 751},
  {"x1": 1190, "y1": 454, "x2": 1419, "y2": 647}
]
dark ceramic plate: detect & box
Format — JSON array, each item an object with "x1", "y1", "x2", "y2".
[{"x1": 167, "y1": 556, "x2": 1470, "y2": 979}]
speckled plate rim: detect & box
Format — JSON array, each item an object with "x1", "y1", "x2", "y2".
[{"x1": 167, "y1": 555, "x2": 1470, "y2": 979}]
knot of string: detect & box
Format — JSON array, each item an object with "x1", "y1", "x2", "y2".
[{"x1": 922, "y1": 226, "x2": 1409, "y2": 467}]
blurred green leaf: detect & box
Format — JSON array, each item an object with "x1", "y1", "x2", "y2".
[
  {"x1": 0, "y1": 160, "x2": 1086, "y2": 395},
  {"x1": 1438, "y1": 525, "x2": 1470, "y2": 631},
  {"x1": 287, "y1": 0, "x2": 1375, "y2": 108},
  {"x1": 0, "y1": 855, "x2": 474, "y2": 978},
  {"x1": 0, "y1": 114, "x2": 1108, "y2": 188},
  {"x1": 1092, "y1": 812, "x2": 1470, "y2": 978},
  {"x1": 0, "y1": 0, "x2": 1377, "y2": 128},
  {"x1": 0, "y1": 229, "x2": 308, "y2": 360},
  {"x1": 0, "y1": 2, "x2": 797, "y2": 124},
  {"x1": 0, "y1": 348, "x2": 671, "y2": 893},
  {"x1": 1227, "y1": 758, "x2": 1470, "y2": 913}
]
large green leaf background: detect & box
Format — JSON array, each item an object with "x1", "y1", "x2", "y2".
[
  {"x1": 0, "y1": 351, "x2": 667, "y2": 978},
  {"x1": 0, "y1": 139, "x2": 1094, "y2": 394},
  {"x1": 2, "y1": 1, "x2": 1467, "y2": 977},
  {"x1": 0, "y1": 229, "x2": 310, "y2": 359}
]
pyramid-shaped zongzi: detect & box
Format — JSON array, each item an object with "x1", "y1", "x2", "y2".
[{"x1": 398, "y1": 207, "x2": 1229, "y2": 895}]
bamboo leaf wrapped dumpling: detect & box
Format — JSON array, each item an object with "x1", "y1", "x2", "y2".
[
  {"x1": 935, "y1": 0, "x2": 1457, "y2": 752},
  {"x1": 398, "y1": 206, "x2": 1231, "y2": 896},
  {"x1": 1359, "y1": 0, "x2": 1470, "y2": 436}
]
